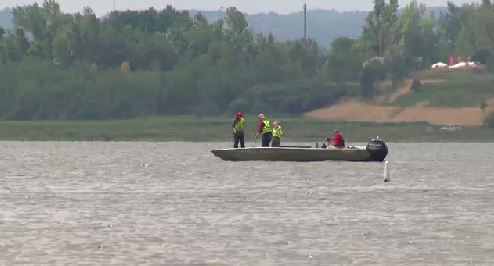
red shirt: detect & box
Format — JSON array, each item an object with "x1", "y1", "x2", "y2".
[{"x1": 332, "y1": 133, "x2": 345, "y2": 147}]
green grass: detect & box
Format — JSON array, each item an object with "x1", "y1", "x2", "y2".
[
  {"x1": 394, "y1": 72, "x2": 494, "y2": 107},
  {"x1": 0, "y1": 116, "x2": 493, "y2": 142}
]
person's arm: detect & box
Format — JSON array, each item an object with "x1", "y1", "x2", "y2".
[
  {"x1": 255, "y1": 121, "x2": 263, "y2": 139},
  {"x1": 232, "y1": 120, "x2": 237, "y2": 133}
]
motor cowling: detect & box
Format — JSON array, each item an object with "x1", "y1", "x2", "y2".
[{"x1": 366, "y1": 139, "x2": 388, "y2": 162}]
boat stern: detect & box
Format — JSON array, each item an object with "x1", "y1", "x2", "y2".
[{"x1": 366, "y1": 139, "x2": 388, "y2": 162}]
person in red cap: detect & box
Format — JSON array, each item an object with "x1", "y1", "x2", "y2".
[
  {"x1": 232, "y1": 112, "x2": 245, "y2": 148},
  {"x1": 327, "y1": 130, "x2": 345, "y2": 149}
]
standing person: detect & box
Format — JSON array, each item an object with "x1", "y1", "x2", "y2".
[
  {"x1": 255, "y1": 113, "x2": 272, "y2": 147},
  {"x1": 326, "y1": 130, "x2": 345, "y2": 149},
  {"x1": 271, "y1": 121, "x2": 283, "y2": 147},
  {"x1": 232, "y1": 112, "x2": 245, "y2": 148}
]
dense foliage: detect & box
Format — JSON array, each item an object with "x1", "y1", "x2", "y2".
[
  {"x1": 0, "y1": 0, "x2": 493, "y2": 120},
  {"x1": 0, "y1": 1, "x2": 345, "y2": 119}
]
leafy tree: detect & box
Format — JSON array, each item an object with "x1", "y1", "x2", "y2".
[
  {"x1": 361, "y1": 0, "x2": 400, "y2": 57},
  {"x1": 456, "y1": 5, "x2": 494, "y2": 63},
  {"x1": 325, "y1": 37, "x2": 363, "y2": 81},
  {"x1": 225, "y1": 7, "x2": 248, "y2": 37},
  {"x1": 401, "y1": 1, "x2": 439, "y2": 68},
  {"x1": 402, "y1": 2, "x2": 425, "y2": 59},
  {"x1": 438, "y1": 1, "x2": 465, "y2": 53}
]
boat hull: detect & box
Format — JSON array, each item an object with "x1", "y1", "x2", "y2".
[{"x1": 211, "y1": 147, "x2": 386, "y2": 162}]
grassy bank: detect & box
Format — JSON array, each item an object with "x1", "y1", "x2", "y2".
[
  {"x1": 0, "y1": 116, "x2": 493, "y2": 142},
  {"x1": 394, "y1": 72, "x2": 494, "y2": 107}
]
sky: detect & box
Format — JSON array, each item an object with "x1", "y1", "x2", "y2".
[{"x1": 1, "y1": 0, "x2": 482, "y2": 16}]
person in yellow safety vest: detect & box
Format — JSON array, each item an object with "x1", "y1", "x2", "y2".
[
  {"x1": 232, "y1": 112, "x2": 245, "y2": 148},
  {"x1": 254, "y1": 113, "x2": 272, "y2": 147},
  {"x1": 271, "y1": 121, "x2": 283, "y2": 147}
]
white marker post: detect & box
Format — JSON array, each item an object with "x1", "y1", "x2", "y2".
[{"x1": 384, "y1": 161, "x2": 391, "y2": 182}]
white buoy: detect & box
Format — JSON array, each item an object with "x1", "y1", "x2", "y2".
[{"x1": 384, "y1": 161, "x2": 391, "y2": 182}]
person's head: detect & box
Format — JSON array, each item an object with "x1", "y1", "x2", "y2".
[
  {"x1": 258, "y1": 113, "x2": 265, "y2": 120},
  {"x1": 236, "y1": 112, "x2": 244, "y2": 119},
  {"x1": 273, "y1": 120, "x2": 281, "y2": 126},
  {"x1": 334, "y1": 130, "x2": 340, "y2": 135}
]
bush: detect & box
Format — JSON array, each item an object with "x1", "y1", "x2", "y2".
[
  {"x1": 473, "y1": 49, "x2": 494, "y2": 65},
  {"x1": 360, "y1": 60, "x2": 387, "y2": 98},
  {"x1": 484, "y1": 112, "x2": 494, "y2": 128},
  {"x1": 411, "y1": 78, "x2": 422, "y2": 92},
  {"x1": 0, "y1": 60, "x2": 162, "y2": 120},
  {"x1": 228, "y1": 98, "x2": 250, "y2": 114}
]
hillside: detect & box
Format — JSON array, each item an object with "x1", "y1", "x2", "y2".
[
  {"x1": 0, "y1": 7, "x2": 447, "y2": 47},
  {"x1": 188, "y1": 10, "x2": 368, "y2": 47},
  {"x1": 1, "y1": 9, "x2": 366, "y2": 46},
  {"x1": 248, "y1": 10, "x2": 367, "y2": 47},
  {"x1": 306, "y1": 71, "x2": 494, "y2": 127},
  {"x1": 0, "y1": 9, "x2": 13, "y2": 30},
  {"x1": 194, "y1": 7, "x2": 445, "y2": 47}
]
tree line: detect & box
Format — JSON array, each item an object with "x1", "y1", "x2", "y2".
[{"x1": 0, "y1": 0, "x2": 492, "y2": 120}]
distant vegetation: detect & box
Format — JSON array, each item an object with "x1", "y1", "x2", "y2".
[
  {"x1": 0, "y1": 0, "x2": 493, "y2": 120},
  {"x1": 0, "y1": 1, "x2": 345, "y2": 119}
]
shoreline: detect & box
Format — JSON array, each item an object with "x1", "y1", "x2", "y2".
[
  {"x1": 1, "y1": 139, "x2": 494, "y2": 144},
  {"x1": 0, "y1": 116, "x2": 493, "y2": 142}
]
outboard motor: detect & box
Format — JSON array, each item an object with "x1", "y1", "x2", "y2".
[{"x1": 366, "y1": 138, "x2": 388, "y2": 162}]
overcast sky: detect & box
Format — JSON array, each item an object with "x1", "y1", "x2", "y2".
[{"x1": 1, "y1": 0, "x2": 482, "y2": 16}]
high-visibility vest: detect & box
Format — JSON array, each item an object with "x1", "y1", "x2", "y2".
[
  {"x1": 262, "y1": 120, "x2": 272, "y2": 134},
  {"x1": 234, "y1": 118, "x2": 245, "y2": 131},
  {"x1": 273, "y1": 126, "x2": 283, "y2": 138}
]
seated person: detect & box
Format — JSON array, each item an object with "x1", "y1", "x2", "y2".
[
  {"x1": 271, "y1": 121, "x2": 283, "y2": 147},
  {"x1": 326, "y1": 130, "x2": 345, "y2": 149}
]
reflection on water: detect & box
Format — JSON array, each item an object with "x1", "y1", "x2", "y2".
[{"x1": 1, "y1": 142, "x2": 494, "y2": 264}]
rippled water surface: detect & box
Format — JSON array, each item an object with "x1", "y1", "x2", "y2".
[{"x1": 1, "y1": 142, "x2": 494, "y2": 265}]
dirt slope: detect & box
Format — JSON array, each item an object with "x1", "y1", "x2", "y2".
[
  {"x1": 306, "y1": 74, "x2": 494, "y2": 127},
  {"x1": 305, "y1": 101, "x2": 494, "y2": 127}
]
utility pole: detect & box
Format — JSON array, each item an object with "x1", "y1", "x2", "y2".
[
  {"x1": 219, "y1": 6, "x2": 225, "y2": 21},
  {"x1": 303, "y1": 3, "x2": 307, "y2": 46},
  {"x1": 113, "y1": 0, "x2": 116, "y2": 11}
]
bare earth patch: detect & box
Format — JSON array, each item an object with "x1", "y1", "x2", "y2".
[
  {"x1": 486, "y1": 97, "x2": 494, "y2": 106},
  {"x1": 395, "y1": 107, "x2": 487, "y2": 127},
  {"x1": 305, "y1": 101, "x2": 494, "y2": 127},
  {"x1": 305, "y1": 101, "x2": 401, "y2": 123}
]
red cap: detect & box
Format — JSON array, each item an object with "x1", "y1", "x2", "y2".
[{"x1": 236, "y1": 112, "x2": 243, "y2": 118}]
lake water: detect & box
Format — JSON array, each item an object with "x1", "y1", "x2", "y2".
[{"x1": 1, "y1": 142, "x2": 494, "y2": 265}]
